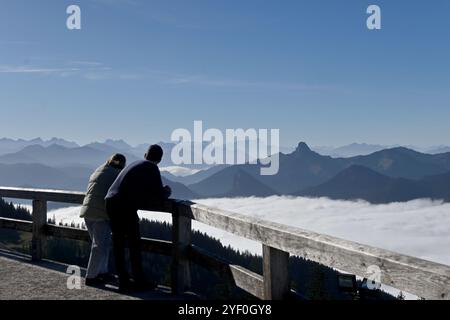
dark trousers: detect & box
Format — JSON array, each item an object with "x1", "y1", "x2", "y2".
[{"x1": 106, "y1": 198, "x2": 145, "y2": 284}]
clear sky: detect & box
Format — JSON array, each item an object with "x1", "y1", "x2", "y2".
[{"x1": 0, "y1": 0, "x2": 449, "y2": 147}]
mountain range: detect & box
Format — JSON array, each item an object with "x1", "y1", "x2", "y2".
[
  {"x1": 0, "y1": 162, "x2": 198, "y2": 200},
  {"x1": 0, "y1": 138, "x2": 449, "y2": 203},
  {"x1": 311, "y1": 143, "x2": 450, "y2": 157},
  {"x1": 299, "y1": 165, "x2": 450, "y2": 203},
  {"x1": 188, "y1": 142, "x2": 450, "y2": 200},
  {"x1": 0, "y1": 144, "x2": 140, "y2": 168}
]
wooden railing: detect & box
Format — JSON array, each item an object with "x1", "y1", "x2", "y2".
[{"x1": 1, "y1": 187, "x2": 450, "y2": 300}]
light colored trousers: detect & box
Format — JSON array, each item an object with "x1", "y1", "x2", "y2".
[{"x1": 85, "y1": 219, "x2": 112, "y2": 279}]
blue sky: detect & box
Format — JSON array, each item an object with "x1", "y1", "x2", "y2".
[{"x1": 0, "y1": 0, "x2": 449, "y2": 147}]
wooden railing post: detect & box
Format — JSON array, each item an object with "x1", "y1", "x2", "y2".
[
  {"x1": 171, "y1": 210, "x2": 192, "y2": 295},
  {"x1": 263, "y1": 245, "x2": 290, "y2": 300},
  {"x1": 31, "y1": 199, "x2": 47, "y2": 261}
]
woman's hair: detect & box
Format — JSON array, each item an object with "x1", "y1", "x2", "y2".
[{"x1": 107, "y1": 153, "x2": 126, "y2": 169}]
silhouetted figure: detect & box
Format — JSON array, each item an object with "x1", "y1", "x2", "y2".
[
  {"x1": 80, "y1": 154, "x2": 126, "y2": 287},
  {"x1": 105, "y1": 144, "x2": 171, "y2": 292}
]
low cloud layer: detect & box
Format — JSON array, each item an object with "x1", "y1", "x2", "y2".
[
  {"x1": 160, "y1": 166, "x2": 202, "y2": 177},
  {"x1": 47, "y1": 196, "x2": 450, "y2": 266},
  {"x1": 196, "y1": 197, "x2": 450, "y2": 266},
  {"x1": 44, "y1": 196, "x2": 450, "y2": 299}
]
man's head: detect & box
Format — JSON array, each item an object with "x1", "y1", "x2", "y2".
[
  {"x1": 145, "y1": 144, "x2": 163, "y2": 164},
  {"x1": 107, "y1": 153, "x2": 127, "y2": 170}
]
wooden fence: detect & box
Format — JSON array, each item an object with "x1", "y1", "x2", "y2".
[{"x1": 1, "y1": 187, "x2": 449, "y2": 300}]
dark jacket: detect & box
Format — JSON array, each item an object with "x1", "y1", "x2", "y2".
[
  {"x1": 80, "y1": 163, "x2": 122, "y2": 220},
  {"x1": 105, "y1": 160, "x2": 170, "y2": 210}
]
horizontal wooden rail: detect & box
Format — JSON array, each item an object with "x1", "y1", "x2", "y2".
[
  {"x1": 0, "y1": 217, "x2": 32, "y2": 233},
  {"x1": 171, "y1": 200, "x2": 450, "y2": 300},
  {"x1": 45, "y1": 224, "x2": 90, "y2": 242},
  {"x1": 0, "y1": 187, "x2": 85, "y2": 204},
  {"x1": 1, "y1": 186, "x2": 450, "y2": 300},
  {"x1": 189, "y1": 245, "x2": 265, "y2": 299},
  {"x1": 45, "y1": 224, "x2": 174, "y2": 256}
]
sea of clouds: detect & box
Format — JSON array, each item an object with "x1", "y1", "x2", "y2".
[
  {"x1": 160, "y1": 166, "x2": 202, "y2": 177},
  {"x1": 47, "y1": 196, "x2": 450, "y2": 265},
  {"x1": 42, "y1": 195, "x2": 450, "y2": 299}
]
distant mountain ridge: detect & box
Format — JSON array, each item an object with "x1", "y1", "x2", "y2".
[
  {"x1": 0, "y1": 137, "x2": 79, "y2": 155},
  {"x1": 312, "y1": 143, "x2": 450, "y2": 157},
  {"x1": 190, "y1": 142, "x2": 346, "y2": 197},
  {"x1": 190, "y1": 167, "x2": 277, "y2": 198},
  {"x1": 189, "y1": 142, "x2": 450, "y2": 200},
  {"x1": 299, "y1": 165, "x2": 450, "y2": 203},
  {"x1": 1, "y1": 138, "x2": 450, "y2": 203},
  {"x1": 0, "y1": 144, "x2": 139, "y2": 168},
  {"x1": 0, "y1": 139, "x2": 201, "y2": 200},
  {"x1": 0, "y1": 163, "x2": 90, "y2": 191},
  {"x1": 312, "y1": 143, "x2": 388, "y2": 157},
  {"x1": 348, "y1": 146, "x2": 450, "y2": 179},
  {"x1": 0, "y1": 138, "x2": 212, "y2": 170},
  {"x1": 0, "y1": 162, "x2": 199, "y2": 200}
]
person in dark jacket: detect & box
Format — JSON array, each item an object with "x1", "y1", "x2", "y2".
[
  {"x1": 105, "y1": 144, "x2": 171, "y2": 292},
  {"x1": 80, "y1": 153, "x2": 126, "y2": 286}
]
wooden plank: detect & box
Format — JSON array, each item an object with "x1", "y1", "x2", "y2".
[
  {"x1": 174, "y1": 200, "x2": 450, "y2": 300},
  {"x1": 46, "y1": 224, "x2": 173, "y2": 256},
  {"x1": 0, "y1": 218, "x2": 33, "y2": 233},
  {"x1": 230, "y1": 265, "x2": 265, "y2": 299},
  {"x1": 263, "y1": 245, "x2": 290, "y2": 300},
  {"x1": 171, "y1": 211, "x2": 192, "y2": 295},
  {"x1": 141, "y1": 238, "x2": 173, "y2": 256},
  {"x1": 189, "y1": 245, "x2": 264, "y2": 299},
  {"x1": 31, "y1": 199, "x2": 47, "y2": 261},
  {"x1": 0, "y1": 187, "x2": 85, "y2": 204},
  {"x1": 46, "y1": 225, "x2": 90, "y2": 242}
]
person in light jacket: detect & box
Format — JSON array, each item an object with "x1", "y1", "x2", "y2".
[{"x1": 80, "y1": 153, "x2": 126, "y2": 286}]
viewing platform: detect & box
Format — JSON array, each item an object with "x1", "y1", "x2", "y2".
[
  {"x1": 0, "y1": 250, "x2": 187, "y2": 300},
  {"x1": 1, "y1": 187, "x2": 450, "y2": 300}
]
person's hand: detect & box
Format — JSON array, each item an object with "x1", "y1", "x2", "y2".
[{"x1": 164, "y1": 185, "x2": 172, "y2": 197}]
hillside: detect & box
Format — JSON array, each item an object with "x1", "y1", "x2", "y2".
[
  {"x1": 0, "y1": 163, "x2": 90, "y2": 191},
  {"x1": 189, "y1": 166, "x2": 274, "y2": 197},
  {"x1": 299, "y1": 165, "x2": 450, "y2": 203},
  {"x1": 161, "y1": 176, "x2": 199, "y2": 200},
  {"x1": 349, "y1": 147, "x2": 450, "y2": 179}
]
